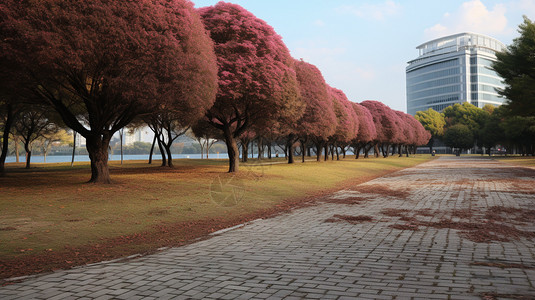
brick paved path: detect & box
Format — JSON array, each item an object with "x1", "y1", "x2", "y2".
[{"x1": 1, "y1": 157, "x2": 534, "y2": 299}]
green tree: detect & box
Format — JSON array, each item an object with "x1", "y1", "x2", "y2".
[
  {"x1": 415, "y1": 108, "x2": 445, "y2": 153},
  {"x1": 479, "y1": 106, "x2": 506, "y2": 155},
  {"x1": 492, "y1": 16, "x2": 535, "y2": 117},
  {"x1": 500, "y1": 116, "x2": 535, "y2": 155},
  {"x1": 443, "y1": 124, "x2": 474, "y2": 155},
  {"x1": 443, "y1": 102, "x2": 489, "y2": 149}
]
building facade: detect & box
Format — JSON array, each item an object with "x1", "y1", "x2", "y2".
[{"x1": 406, "y1": 32, "x2": 506, "y2": 115}]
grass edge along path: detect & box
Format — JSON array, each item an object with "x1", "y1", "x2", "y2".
[{"x1": 0, "y1": 156, "x2": 432, "y2": 282}]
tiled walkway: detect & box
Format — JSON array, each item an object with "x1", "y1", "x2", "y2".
[{"x1": 1, "y1": 157, "x2": 534, "y2": 299}]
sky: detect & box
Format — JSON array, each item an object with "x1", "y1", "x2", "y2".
[{"x1": 192, "y1": 0, "x2": 535, "y2": 113}]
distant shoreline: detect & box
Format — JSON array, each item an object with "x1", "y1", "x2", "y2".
[{"x1": 5, "y1": 153, "x2": 230, "y2": 164}]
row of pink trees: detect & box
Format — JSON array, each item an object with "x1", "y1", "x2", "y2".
[
  {"x1": 0, "y1": 1, "x2": 430, "y2": 182},
  {"x1": 193, "y1": 2, "x2": 429, "y2": 170}
]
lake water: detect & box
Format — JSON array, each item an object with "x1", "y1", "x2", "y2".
[{"x1": 5, "y1": 153, "x2": 229, "y2": 164}]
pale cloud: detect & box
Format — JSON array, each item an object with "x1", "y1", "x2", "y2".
[
  {"x1": 336, "y1": 1, "x2": 401, "y2": 21},
  {"x1": 424, "y1": 0, "x2": 508, "y2": 39},
  {"x1": 313, "y1": 19, "x2": 325, "y2": 27},
  {"x1": 509, "y1": 0, "x2": 535, "y2": 18}
]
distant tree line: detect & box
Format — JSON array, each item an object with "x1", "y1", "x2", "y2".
[
  {"x1": 0, "y1": 1, "x2": 430, "y2": 183},
  {"x1": 415, "y1": 17, "x2": 535, "y2": 156}
]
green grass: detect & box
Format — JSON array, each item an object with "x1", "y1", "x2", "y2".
[
  {"x1": 0, "y1": 155, "x2": 432, "y2": 275},
  {"x1": 495, "y1": 156, "x2": 535, "y2": 167}
]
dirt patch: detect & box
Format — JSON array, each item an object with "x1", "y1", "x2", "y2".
[
  {"x1": 0, "y1": 227, "x2": 16, "y2": 231},
  {"x1": 485, "y1": 206, "x2": 535, "y2": 223},
  {"x1": 379, "y1": 206, "x2": 535, "y2": 243},
  {"x1": 350, "y1": 185, "x2": 410, "y2": 199},
  {"x1": 322, "y1": 196, "x2": 370, "y2": 205},
  {"x1": 381, "y1": 208, "x2": 410, "y2": 217},
  {"x1": 325, "y1": 214, "x2": 374, "y2": 224},
  {"x1": 451, "y1": 209, "x2": 473, "y2": 219}
]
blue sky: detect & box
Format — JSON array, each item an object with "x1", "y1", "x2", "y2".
[{"x1": 193, "y1": 0, "x2": 535, "y2": 112}]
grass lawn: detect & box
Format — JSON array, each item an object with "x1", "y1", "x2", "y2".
[
  {"x1": 0, "y1": 155, "x2": 432, "y2": 280},
  {"x1": 495, "y1": 156, "x2": 535, "y2": 167}
]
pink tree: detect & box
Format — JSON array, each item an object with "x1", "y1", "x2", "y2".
[
  {"x1": 408, "y1": 115, "x2": 431, "y2": 153},
  {"x1": 199, "y1": 3, "x2": 300, "y2": 172},
  {"x1": 292, "y1": 59, "x2": 336, "y2": 162},
  {"x1": 0, "y1": 0, "x2": 217, "y2": 183},
  {"x1": 327, "y1": 86, "x2": 359, "y2": 160},
  {"x1": 351, "y1": 103, "x2": 377, "y2": 158},
  {"x1": 360, "y1": 100, "x2": 400, "y2": 158},
  {"x1": 394, "y1": 111, "x2": 414, "y2": 156}
]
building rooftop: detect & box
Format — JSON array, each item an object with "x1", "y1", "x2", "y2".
[{"x1": 415, "y1": 32, "x2": 506, "y2": 58}]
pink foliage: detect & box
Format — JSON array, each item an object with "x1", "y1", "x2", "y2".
[
  {"x1": 327, "y1": 86, "x2": 359, "y2": 144},
  {"x1": 360, "y1": 100, "x2": 400, "y2": 144},
  {"x1": 0, "y1": 0, "x2": 218, "y2": 182},
  {"x1": 1, "y1": 0, "x2": 217, "y2": 133},
  {"x1": 394, "y1": 111, "x2": 414, "y2": 145},
  {"x1": 199, "y1": 2, "x2": 298, "y2": 131},
  {"x1": 294, "y1": 59, "x2": 336, "y2": 140},
  {"x1": 352, "y1": 103, "x2": 377, "y2": 143}
]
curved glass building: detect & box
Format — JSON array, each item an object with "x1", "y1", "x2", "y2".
[{"x1": 406, "y1": 33, "x2": 506, "y2": 115}]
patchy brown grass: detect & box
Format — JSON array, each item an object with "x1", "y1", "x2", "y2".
[{"x1": 325, "y1": 214, "x2": 374, "y2": 224}]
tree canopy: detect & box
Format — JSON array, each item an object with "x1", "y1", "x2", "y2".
[
  {"x1": 443, "y1": 124, "x2": 474, "y2": 153},
  {"x1": 199, "y1": 2, "x2": 300, "y2": 172},
  {"x1": 492, "y1": 16, "x2": 535, "y2": 117},
  {"x1": 0, "y1": 0, "x2": 217, "y2": 183}
]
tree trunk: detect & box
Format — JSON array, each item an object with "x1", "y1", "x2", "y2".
[
  {"x1": 71, "y1": 132, "x2": 77, "y2": 167},
  {"x1": 287, "y1": 137, "x2": 295, "y2": 164},
  {"x1": 241, "y1": 140, "x2": 249, "y2": 163},
  {"x1": 164, "y1": 144, "x2": 174, "y2": 168},
  {"x1": 301, "y1": 140, "x2": 307, "y2": 163},
  {"x1": 374, "y1": 144, "x2": 380, "y2": 158},
  {"x1": 24, "y1": 141, "x2": 31, "y2": 169},
  {"x1": 14, "y1": 136, "x2": 20, "y2": 163},
  {"x1": 267, "y1": 143, "x2": 272, "y2": 159},
  {"x1": 354, "y1": 145, "x2": 361, "y2": 159},
  {"x1": 363, "y1": 143, "x2": 372, "y2": 158},
  {"x1": 336, "y1": 145, "x2": 340, "y2": 160},
  {"x1": 324, "y1": 144, "x2": 329, "y2": 161},
  {"x1": 85, "y1": 134, "x2": 112, "y2": 184},
  {"x1": 257, "y1": 137, "x2": 263, "y2": 160},
  {"x1": 342, "y1": 146, "x2": 346, "y2": 159},
  {"x1": 315, "y1": 142, "x2": 322, "y2": 161},
  {"x1": 382, "y1": 144, "x2": 390, "y2": 158},
  {"x1": 0, "y1": 104, "x2": 14, "y2": 176},
  {"x1": 148, "y1": 134, "x2": 156, "y2": 164},
  {"x1": 223, "y1": 125, "x2": 239, "y2": 173},
  {"x1": 157, "y1": 134, "x2": 166, "y2": 167},
  {"x1": 120, "y1": 129, "x2": 124, "y2": 165}
]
